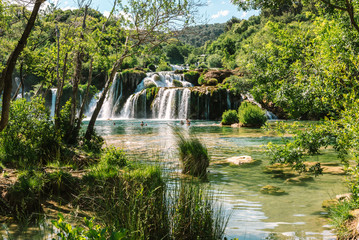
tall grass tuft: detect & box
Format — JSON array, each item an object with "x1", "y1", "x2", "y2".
[
  {"x1": 174, "y1": 129, "x2": 209, "y2": 179},
  {"x1": 328, "y1": 200, "x2": 358, "y2": 239},
  {"x1": 169, "y1": 181, "x2": 229, "y2": 240}
]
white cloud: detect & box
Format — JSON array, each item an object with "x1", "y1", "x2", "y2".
[
  {"x1": 211, "y1": 10, "x2": 229, "y2": 19},
  {"x1": 103, "y1": 10, "x2": 110, "y2": 17},
  {"x1": 241, "y1": 12, "x2": 248, "y2": 18}
]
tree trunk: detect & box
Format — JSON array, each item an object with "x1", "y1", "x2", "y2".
[
  {"x1": 54, "y1": 53, "x2": 68, "y2": 130},
  {"x1": 84, "y1": 58, "x2": 124, "y2": 140},
  {"x1": 76, "y1": 57, "x2": 93, "y2": 132},
  {"x1": 0, "y1": 0, "x2": 45, "y2": 132}
]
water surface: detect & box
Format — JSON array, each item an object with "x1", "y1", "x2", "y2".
[{"x1": 91, "y1": 119, "x2": 346, "y2": 240}]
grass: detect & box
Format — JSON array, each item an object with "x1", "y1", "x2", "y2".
[
  {"x1": 174, "y1": 129, "x2": 210, "y2": 179},
  {"x1": 328, "y1": 199, "x2": 359, "y2": 239}
]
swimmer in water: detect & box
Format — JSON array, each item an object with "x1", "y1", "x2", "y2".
[
  {"x1": 141, "y1": 121, "x2": 144, "y2": 127},
  {"x1": 186, "y1": 119, "x2": 191, "y2": 126}
]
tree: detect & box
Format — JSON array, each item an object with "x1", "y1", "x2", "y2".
[
  {"x1": 84, "y1": 0, "x2": 202, "y2": 140},
  {"x1": 0, "y1": 0, "x2": 45, "y2": 132}
]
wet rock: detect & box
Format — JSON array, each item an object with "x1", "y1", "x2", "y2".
[
  {"x1": 260, "y1": 185, "x2": 286, "y2": 195},
  {"x1": 322, "y1": 199, "x2": 338, "y2": 209},
  {"x1": 285, "y1": 175, "x2": 314, "y2": 184},
  {"x1": 336, "y1": 193, "x2": 352, "y2": 201},
  {"x1": 226, "y1": 156, "x2": 255, "y2": 165}
]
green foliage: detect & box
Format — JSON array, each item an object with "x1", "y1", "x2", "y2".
[
  {"x1": 204, "y1": 78, "x2": 218, "y2": 86},
  {"x1": 101, "y1": 147, "x2": 127, "y2": 169},
  {"x1": 184, "y1": 71, "x2": 200, "y2": 86},
  {"x1": 0, "y1": 98, "x2": 60, "y2": 168},
  {"x1": 238, "y1": 102, "x2": 267, "y2": 128},
  {"x1": 328, "y1": 200, "x2": 359, "y2": 239},
  {"x1": 80, "y1": 130, "x2": 104, "y2": 154},
  {"x1": 45, "y1": 171, "x2": 78, "y2": 200},
  {"x1": 221, "y1": 75, "x2": 253, "y2": 94},
  {"x1": 198, "y1": 75, "x2": 205, "y2": 85},
  {"x1": 175, "y1": 130, "x2": 209, "y2": 179},
  {"x1": 221, "y1": 110, "x2": 239, "y2": 125},
  {"x1": 52, "y1": 214, "x2": 128, "y2": 240},
  {"x1": 5, "y1": 170, "x2": 46, "y2": 221},
  {"x1": 156, "y1": 62, "x2": 172, "y2": 71},
  {"x1": 207, "y1": 54, "x2": 223, "y2": 68}
]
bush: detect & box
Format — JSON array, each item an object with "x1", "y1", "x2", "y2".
[
  {"x1": 197, "y1": 63, "x2": 208, "y2": 69},
  {"x1": 45, "y1": 171, "x2": 78, "y2": 201},
  {"x1": 238, "y1": 101, "x2": 267, "y2": 128},
  {"x1": 205, "y1": 78, "x2": 218, "y2": 86},
  {"x1": 175, "y1": 130, "x2": 209, "y2": 179},
  {"x1": 5, "y1": 170, "x2": 46, "y2": 221},
  {"x1": 184, "y1": 71, "x2": 200, "y2": 86},
  {"x1": 156, "y1": 62, "x2": 172, "y2": 71},
  {"x1": 221, "y1": 110, "x2": 239, "y2": 125},
  {"x1": 0, "y1": 98, "x2": 60, "y2": 168},
  {"x1": 222, "y1": 75, "x2": 253, "y2": 94},
  {"x1": 207, "y1": 54, "x2": 223, "y2": 68},
  {"x1": 101, "y1": 147, "x2": 127, "y2": 169},
  {"x1": 198, "y1": 75, "x2": 205, "y2": 85}
]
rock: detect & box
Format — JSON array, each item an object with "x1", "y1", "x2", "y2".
[
  {"x1": 153, "y1": 74, "x2": 160, "y2": 81},
  {"x1": 336, "y1": 193, "x2": 352, "y2": 201},
  {"x1": 285, "y1": 175, "x2": 314, "y2": 184},
  {"x1": 231, "y1": 123, "x2": 240, "y2": 128},
  {"x1": 350, "y1": 209, "x2": 359, "y2": 217},
  {"x1": 260, "y1": 185, "x2": 286, "y2": 195},
  {"x1": 226, "y1": 156, "x2": 255, "y2": 165},
  {"x1": 322, "y1": 199, "x2": 338, "y2": 208}
]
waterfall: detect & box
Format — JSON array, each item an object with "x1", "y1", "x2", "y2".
[
  {"x1": 99, "y1": 73, "x2": 121, "y2": 119},
  {"x1": 50, "y1": 88, "x2": 57, "y2": 117},
  {"x1": 226, "y1": 90, "x2": 231, "y2": 109},
  {"x1": 120, "y1": 90, "x2": 147, "y2": 118}
]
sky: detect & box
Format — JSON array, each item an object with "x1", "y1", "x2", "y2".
[{"x1": 56, "y1": 0, "x2": 259, "y2": 24}]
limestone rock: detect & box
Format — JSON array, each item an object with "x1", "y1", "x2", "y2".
[
  {"x1": 226, "y1": 156, "x2": 255, "y2": 165},
  {"x1": 336, "y1": 193, "x2": 352, "y2": 201},
  {"x1": 260, "y1": 185, "x2": 286, "y2": 195}
]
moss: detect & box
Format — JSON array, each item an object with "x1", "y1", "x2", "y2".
[
  {"x1": 184, "y1": 71, "x2": 200, "y2": 86},
  {"x1": 172, "y1": 79, "x2": 183, "y2": 87},
  {"x1": 260, "y1": 185, "x2": 286, "y2": 195}
]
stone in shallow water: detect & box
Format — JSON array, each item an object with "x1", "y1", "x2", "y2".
[
  {"x1": 226, "y1": 156, "x2": 255, "y2": 165},
  {"x1": 260, "y1": 185, "x2": 286, "y2": 195},
  {"x1": 322, "y1": 199, "x2": 338, "y2": 209}
]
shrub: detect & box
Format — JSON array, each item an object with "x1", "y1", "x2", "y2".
[
  {"x1": 207, "y1": 54, "x2": 223, "y2": 68},
  {"x1": 175, "y1": 130, "x2": 209, "y2": 179},
  {"x1": 184, "y1": 71, "x2": 200, "y2": 86},
  {"x1": 238, "y1": 101, "x2": 267, "y2": 128},
  {"x1": 198, "y1": 75, "x2": 205, "y2": 85},
  {"x1": 221, "y1": 110, "x2": 239, "y2": 125},
  {"x1": 197, "y1": 63, "x2": 208, "y2": 69},
  {"x1": 172, "y1": 79, "x2": 183, "y2": 87},
  {"x1": 80, "y1": 130, "x2": 104, "y2": 154},
  {"x1": 222, "y1": 75, "x2": 253, "y2": 94},
  {"x1": 101, "y1": 147, "x2": 127, "y2": 169},
  {"x1": 205, "y1": 78, "x2": 218, "y2": 86},
  {"x1": 5, "y1": 170, "x2": 46, "y2": 221},
  {"x1": 156, "y1": 62, "x2": 172, "y2": 71},
  {"x1": 147, "y1": 63, "x2": 156, "y2": 72},
  {"x1": 45, "y1": 171, "x2": 78, "y2": 201},
  {"x1": 0, "y1": 98, "x2": 60, "y2": 168}
]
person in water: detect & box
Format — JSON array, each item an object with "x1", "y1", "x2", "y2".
[
  {"x1": 186, "y1": 119, "x2": 191, "y2": 126},
  {"x1": 140, "y1": 121, "x2": 144, "y2": 127},
  {"x1": 180, "y1": 120, "x2": 184, "y2": 125}
]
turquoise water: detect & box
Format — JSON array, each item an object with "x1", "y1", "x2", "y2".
[{"x1": 92, "y1": 119, "x2": 346, "y2": 240}]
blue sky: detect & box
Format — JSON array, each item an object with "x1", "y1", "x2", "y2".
[{"x1": 57, "y1": 0, "x2": 259, "y2": 24}]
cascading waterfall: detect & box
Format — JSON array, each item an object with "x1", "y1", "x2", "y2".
[
  {"x1": 99, "y1": 73, "x2": 122, "y2": 119},
  {"x1": 119, "y1": 71, "x2": 192, "y2": 119},
  {"x1": 50, "y1": 88, "x2": 57, "y2": 117}
]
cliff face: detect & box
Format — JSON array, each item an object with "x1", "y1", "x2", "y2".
[{"x1": 188, "y1": 86, "x2": 241, "y2": 120}]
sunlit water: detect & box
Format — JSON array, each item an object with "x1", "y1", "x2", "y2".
[
  {"x1": 91, "y1": 119, "x2": 346, "y2": 240},
  {"x1": 1, "y1": 119, "x2": 346, "y2": 239}
]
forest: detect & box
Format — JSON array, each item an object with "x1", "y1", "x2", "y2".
[{"x1": 1, "y1": 0, "x2": 359, "y2": 239}]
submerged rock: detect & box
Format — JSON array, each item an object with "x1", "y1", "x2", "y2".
[
  {"x1": 285, "y1": 175, "x2": 314, "y2": 184},
  {"x1": 226, "y1": 156, "x2": 255, "y2": 165},
  {"x1": 260, "y1": 185, "x2": 286, "y2": 195}
]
